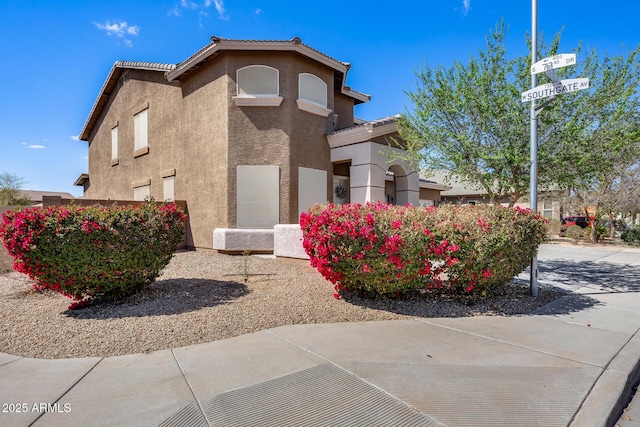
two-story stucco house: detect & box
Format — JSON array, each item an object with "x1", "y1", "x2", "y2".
[{"x1": 76, "y1": 36, "x2": 447, "y2": 249}]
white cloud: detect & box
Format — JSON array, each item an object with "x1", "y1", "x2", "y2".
[
  {"x1": 94, "y1": 20, "x2": 140, "y2": 46},
  {"x1": 70, "y1": 135, "x2": 80, "y2": 141},
  {"x1": 212, "y1": 0, "x2": 225, "y2": 16},
  {"x1": 461, "y1": 0, "x2": 471, "y2": 16},
  {"x1": 27, "y1": 145, "x2": 46, "y2": 149},
  {"x1": 255, "y1": 8, "x2": 262, "y2": 15},
  {"x1": 171, "y1": 0, "x2": 227, "y2": 20}
]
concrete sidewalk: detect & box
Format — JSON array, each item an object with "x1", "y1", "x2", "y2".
[{"x1": 1, "y1": 244, "x2": 639, "y2": 427}]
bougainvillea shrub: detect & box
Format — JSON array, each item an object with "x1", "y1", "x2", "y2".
[
  {"x1": 0, "y1": 203, "x2": 187, "y2": 308},
  {"x1": 300, "y1": 202, "x2": 547, "y2": 299}
]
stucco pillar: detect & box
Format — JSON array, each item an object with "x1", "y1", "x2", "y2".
[
  {"x1": 349, "y1": 163, "x2": 385, "y2": 204},
  {"x1": 394, "y1": 171, "x2": 420, "y2": 206}
]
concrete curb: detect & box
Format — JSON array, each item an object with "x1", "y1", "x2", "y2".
[{"x1": 570, "y1": 330, "x2": 640, "y2": 427}]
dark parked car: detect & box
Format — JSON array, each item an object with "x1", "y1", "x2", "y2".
[
  {"x1": 559, "y1": 215, "x2": 591, "y2": 237},
  {"x1": 562, "y1": 216, "x2": 590, "y2": 228}
]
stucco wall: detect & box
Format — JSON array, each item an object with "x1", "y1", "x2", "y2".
[
  {"x1": 225, "y1": 52, "x2": 335, "y2": 226},
  {"x1": 84, "y1": 70, "x2": 183, "y2": 202},
  {"x1": 83, "y1": 49, "x2": 355, "y2": 248},
  {"x1": 419, "y1": 188, "x2": 441, "y2": 202},
  {"x1": 177, "y1": 58, "x2": 230, "y2": 246}
]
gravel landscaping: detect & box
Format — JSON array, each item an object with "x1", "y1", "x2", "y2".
[{"x1": 0, "y1": 249, "x2": 564, "y2": 359}]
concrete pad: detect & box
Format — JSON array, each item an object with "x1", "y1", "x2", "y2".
[
  {"x1": 418, "y1": 316, "x2": 631, "y2": 367},
  {"x1": 596, "y1": 248, "x2": 640, "y2": 266},
  {"x1": 267, "y1": 320, "x2": 588, "y2": 368},
  {"x1": 212, "y1": 228, "x2": 274, "y2": 253},
  {"x1": 348, "y1": 362, "x2": 598, "y2": 427},
  {"x1": 537, "y1": 293, "x2": 640, "y2": 334},
  {"x1": 170, "y1": 330, "x2": 326, "y2": 400},
  {"x1": 273, "y1": 224, "x2": 308, "y2": 259},
  {"x1": 33, "y1": 350, "x2": 196, "y2": 427},
  {"x1": 537, "y1": 245, "x2": 619, "y2": 262},
  {"x1": 0, "y1": 356, "x2": 101, "y2": 427}
]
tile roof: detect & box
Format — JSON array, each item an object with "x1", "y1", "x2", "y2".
[
  {"x1": 328, "y1": 115, "x2": 400, "y2": 136},
  {"x1": 80, "y1": 36, "x2": 370, "y2": 141},
  {"x1": 79, "y1": 61, "x2": 175, "y2": 141}
]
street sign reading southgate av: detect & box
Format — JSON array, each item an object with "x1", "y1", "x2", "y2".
[
  {"x1": 521, "y1": 78, "x2": 590, "y2": 103},
  {"x1": 530, "y1": 53, "x2": 576, "y2": 74}
]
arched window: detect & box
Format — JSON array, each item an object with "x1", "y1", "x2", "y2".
[
  {"x1": 297, "y1": 73, "x2": 331, "y2": 117},
  {"x1": 233, "y1": 65, "x2": 282, "y2": 106},
  {"x1": 298, "y1": 73, "x2": 327, "y2": 107}
]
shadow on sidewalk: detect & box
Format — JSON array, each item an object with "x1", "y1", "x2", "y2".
[
  {"x1": 64, "y1": 278, "x2": 250, "y2": 319},
  {"x1": 537, "y1": 259, "x2": 640, "y2": 294}
]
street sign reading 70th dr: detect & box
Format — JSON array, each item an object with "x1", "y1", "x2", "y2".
[{"x1": 530, "y1": 53, "x2": 576, "y2": 75}]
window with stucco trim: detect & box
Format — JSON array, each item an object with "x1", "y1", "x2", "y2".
[
  {"x1": 236, "y1": 165, "x2": 280, "y2": 228},
  {"x1": 297, "y1": 73, "x2": 331, "y2": 117},
  {"x1": 542, "y1": 200, "x2": 555, "y2": 219},
  {"x1": 133, "y1": 108, "x2": 148, "y2": 152},
  {"x1": 233, "y1": 65, "x2": 283, "y2": 107},
  {"x1": 163, "y1": 176, "x2": 175, "y2": 202},
  {"x1": 111, "y1": 124, "x2": 119, "y2": 164},
  {"x1": 133, "y1": 184, "x2": 150, "y2": 201}
]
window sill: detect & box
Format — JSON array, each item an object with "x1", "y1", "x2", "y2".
[
  {"x1": 133, "y1": 146, "x2": 149, "y2": 158},
  {"x1": 296, "y1": 99, "x2": 332, "y2": 117},
  {"x1": 111, "y1": 158, "x2": 119, "y2": 166},
  {"x1": 232, "y1": 96, "x2": 283, "y2": 107}
]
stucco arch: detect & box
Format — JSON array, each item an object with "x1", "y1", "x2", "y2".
[
  {"x1": 386, "y1": 164, "x2": 413, "y2": 205},
  {"x1": 330, "y1": 142, "x2": 419, "y2": 206}
]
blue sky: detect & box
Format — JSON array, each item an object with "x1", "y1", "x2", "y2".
[{"x1": 1, "y1": 0, "x2": 638, "y2": 197}]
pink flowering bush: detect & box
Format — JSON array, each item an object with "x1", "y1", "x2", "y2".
[
  {"x1": 300, "y1": 202, "x2": 547, "y2": 299},
  {"x1": 0, "y1": 202, "x2": 187, "y2": 309}
]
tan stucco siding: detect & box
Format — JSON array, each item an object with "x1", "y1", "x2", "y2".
[
  {"x1": 333, "y1": 92, "x2": 355, "y2": 129},
  {"x1": 176, "y1": 59, "x2": 230, "y2": 247},
  {"x1": 225, "y1": 52, "x2": 334, "y2": 225},
  {"x1": 82, "y1": 47, "x2": 361, "y2": 248},
  {"x1": 84, "y1": 70, "x2": 183, "y2": 202},
  {"x1": 286, "y1": 56, "x2": 335, "y2": 222},
  {"x1": 419, "y1": 188, "x2": 441, "y2": 201}
]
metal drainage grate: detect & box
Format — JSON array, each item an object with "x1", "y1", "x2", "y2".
[{"x1": 160, "y1": 363, "x2": 441, "y2": 426}]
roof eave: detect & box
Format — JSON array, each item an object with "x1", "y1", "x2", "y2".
[
  {"x1": 327, "y1": 119, "x2": 398, "y2": 149},
  {"x1": 166, "y1": 38, "x2": 369, "y2": 103},
  {"x1": 80, "y1": 61, "x2": 175, "y2": 141}
]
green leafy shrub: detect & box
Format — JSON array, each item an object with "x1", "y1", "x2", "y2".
[
  {"x1": 0, "y1": 202, "x2": 187, "y2": 309},
  {"x1": 564, "y1": 224, "x2": 585, "y2": 243},
  {"x1": 622, "y1": 227, "x2": 640, "y2": 244},
  {"x1": 300, "y1": 202, "x2": 547, "y2": 299},
  {"x1": 594, "y1": 224, "x2": 608, "y2": 242}
]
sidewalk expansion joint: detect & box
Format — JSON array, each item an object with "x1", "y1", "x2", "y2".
[
  {"x1": 170, "y1": 348, "x2": 212, "y2": 427},
  {"x1": 29, "y1": 356, "x2": 104, "y2": 427},
  {"x1": 263, "y1": 328, "x2": 442, "y2": 425},
  {"x1": 0, "y1": 356, "x2": 24, "y2": 368}
]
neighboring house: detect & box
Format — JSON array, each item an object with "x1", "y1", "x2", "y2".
[
  {"x1": 17, "y1": 190, "x2": 76, "y2": 207},
  {"x1": 76, "y1": 36, "x2": 448, "y2": 249},
  {"x1": 424, "y1": 171, "x2": 564, "y2": 221}
]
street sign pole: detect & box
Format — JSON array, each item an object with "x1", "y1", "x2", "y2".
[{"x1": 529, "y1": 0, "x2": 539, "y2": 297}]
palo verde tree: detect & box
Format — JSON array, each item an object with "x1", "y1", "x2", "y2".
[
  {"x1": 397, "y1": 20, "x2": 563, "y2": 206},
  {"x1": 552, "y1": 46, "x2": 640, "y2": 241},
  {"x1": 398, "y1": 20, "x2": 640, "y2": 221}
]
